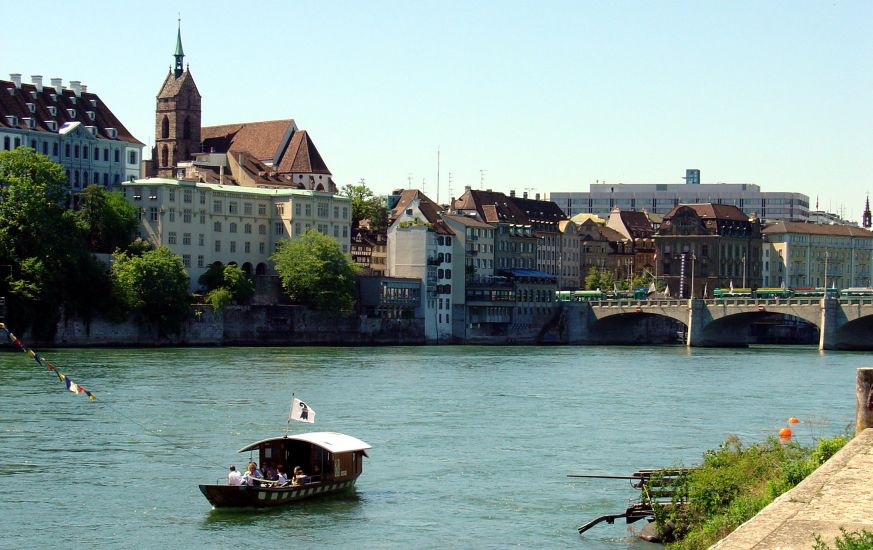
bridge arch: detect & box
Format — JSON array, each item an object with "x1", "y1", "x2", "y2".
[
  {"x1": 589, "y1": 312, "x2": 686, "y2": 345},
  {"x1": 833, "y1": 315, "x2": 873, "y2": 350},
  {"x1": 698, "y1": 311, "x2": 819, "y2": 347}
]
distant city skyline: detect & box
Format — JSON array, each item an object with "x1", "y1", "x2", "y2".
[{"x1": 3, "y1": 0, "x2": 871, "y2": 221}]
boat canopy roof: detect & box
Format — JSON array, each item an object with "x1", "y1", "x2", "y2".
[{"x1": 238, "y1": 432, "x2": 372, "y2": 454}]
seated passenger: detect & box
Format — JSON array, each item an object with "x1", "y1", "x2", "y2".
[
  {"x1": 275, "y1": 464, "x2": 289, "y2": 486},
  {"x1": 241, "y1": 462, "x2": 258, "y2": 486},
  {"x1": 291, "y1": 466, "x2": 307, "y2": 486},
  {"x1": 227, "y1": 465, "x2": 242, "y2": 486},
  {"x1": 263, "y1": 461, "x2": 277, "y2": 481}
]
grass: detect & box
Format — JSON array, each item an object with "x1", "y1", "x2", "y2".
[{"x1": 651, "y1": 433, "x2": 849, "y2": 550}]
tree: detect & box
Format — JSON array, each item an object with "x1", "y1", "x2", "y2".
[
  {"x1": 340, "y1": 181, "x2": 389, "y2": 231},
  {"x1": 110, "y1": 246, "x2": 192, "y2": 334},
  {"x1": 202, "y1": 264, "x2": 255, "y2": 310},
  {"x1": 75, "y1": 184, "x2": 138, "y2": 253},
  {"x1": 271, "y1": 230, "x2": 359, "y2": 311},
  {"x1": 0, "y1": 148, "x2": 114, "y2": 333}
]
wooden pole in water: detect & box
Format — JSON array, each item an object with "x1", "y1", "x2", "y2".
[{"x1": 856, "y1": 368, "x2": 873, "y2": 435}]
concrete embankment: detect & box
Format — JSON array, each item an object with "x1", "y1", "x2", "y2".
[{"x1": 711, "y1": 429, "x2": 873, "y2": 549}]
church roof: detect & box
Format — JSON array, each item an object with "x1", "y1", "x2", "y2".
[
  {"x1": 278, "y1": 130, "x2": 331, "y2": 175},
  {"x1": 156, "y1": 70, "x2": 200, "y2": 99}
]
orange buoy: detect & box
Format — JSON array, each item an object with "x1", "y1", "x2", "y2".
[
  {"x1": 788, "y1": 417, "x2": 799, "y2": 424},
  {"x1": 779, "y1": 427, "x2": 793, "y2": 438}
]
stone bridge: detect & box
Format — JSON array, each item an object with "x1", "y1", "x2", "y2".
[{"x1": 562, "y1": 297, "x2": 873, "y2": 350}]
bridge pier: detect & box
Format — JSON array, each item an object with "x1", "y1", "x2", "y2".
[
  {"x1": 685, "y1": 298, "x2": 703, "y2": 347},
  {"x1": 819, "y1": 297, "x2": 838, "y2": 351}
]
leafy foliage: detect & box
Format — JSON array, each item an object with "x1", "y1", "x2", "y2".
[
  {"x1": 340, "y1": 182, "x2": 388, "y2": 231},
  {"x1": 660, "y1": 434, "x2": 850, "y2": 549},
  {"x1": 206, "y1": 287, "x2": 233, "y2": 311},
  {"x1": 271, "y1": 230, "x2": 359, "y2": 311},
  {"x1": 198, "y1": 263, "x2": 254, "y2": 308},
  {"x1": 74, "y1": 184, "x2": 138, "y2": 253},
  {"x1": 110, "y1": 247, "x2": 192, "y2": 334},
  {"x1": 814, "y1": 528, "x2": 873, "y2": 550}
]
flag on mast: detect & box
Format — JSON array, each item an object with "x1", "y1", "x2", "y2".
[{"x1": 290, "y1": 398, "x2": 315, "y2": 424}]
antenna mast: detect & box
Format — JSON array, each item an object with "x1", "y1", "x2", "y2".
[
  {"x1": 436, "y1": 146, "x2": 440, "y2": 206},
  {"x1": 480, "y1": 169, "x2": 487, "y2": 189}
]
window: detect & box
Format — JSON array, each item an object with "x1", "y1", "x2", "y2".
[
  {"x1": 213, "y1": 200, "x2": 222, "y2": 213},
  {"x1": 244, "y1": 223, "x2": 251, "y2": 234},
  {"x1": 342, "y1": 226, "x2": 348, "y2": 238},
  {"x1": 197, "y1": 255, "x2": 204, "y2": 268},
  {"x1": 182, "y1": 254, "x2": 191, "y2": 267},
  {"x1": 129, "y1": 151, "x2": 137, "y2": 165},
  {"x1": 53, "y1": 142, "x2": 59, "y2": 156},
  {"x1": 183, "y1": 233, "x2": 191, "y2": 245},
  {"x1": 228, "y1": 222, "x2": 237, "y2": 233},
  {"x1": 244, "y1": 241, "x2": 251, "y2": 254},
  {"x1": 215, "y1": 240, "x2": 221, "y2": 252},
  {"x1": 103, "y1": 148, "x2": 109, "y2": 161},
  {"x1": 42, "y1": 142, "x2": 47, "y2": 155},
  {"x1": 305, "y1": 204, "x2": 312, "y2": 216},
  {"x1": 200, "y1": 193, "x2": 206, "y2": 205},
  {"x1": 198, "y1": 234, "x2": 205, "y2": 246},
  {"x1": 73, "y1": 145, "x2": 79, "y2": 159},
  {"x1": 274, "y1": 222, "x2": 283, "y2": 235},
  {"x1": 295, "y1": 203, "x2": 301, "y2": 216},
  {"x1": 334, "y1": 206, "x2": 339, "y2": 218},
  {"x1": 114, "y1": 150, "x2": 120, "y2": 163},
  {"x1": 183, "y1": 209, "x2": 192, "y2": 223},
  {"x1": 295, "y1": 223, "x2": 301, "y2": 235},
  {"x1": 342, "y1": 207, "x2": 348, "y2": 219},
  {"x1": 168, "y1": 232, "x2": 177, "y2": 245},
  {"x1": 168, "y1": 209, "x2": 175, "y2": 222},
  {"x1": 258, "y1": 204, "x2": 266, "y2": 215},
  {"x1": 169, "y1": 189, "x2": 176, "y2": 202},
  {"x1": 259, "y1": 224, "x2": 266, "y2": 235},
  {"x1": 244, "y1": 203, "x2": 252, "y2": 215},
  {"x1": 214, "y1": 221, "x2": 222, "y2": 232},
  {"x1": 259, "y1": 242, "x2": 265, "y2": 254},
  {"x1": 65, "y1": 143, "x2": 71, "y2": 157},
  {"x1": 199, "y1": 212, "x2": 205, "y2": 224},
  {"x1": 83, "y1": 145, "x2": 88, "y2": 158},
  {"x1": 230, "y1": 241, "x2": 236, "y2": 253},
  {"x1": 149, "y1": 207, "x2": 158, "y2": 221},
  {"x1": 228, "y1": 201, "x2": 238, "y2": 214},
  {"x1": 317, "y1": 203, "x2": 328, "y2": 217},
  {"x1": 161, "y1": 116, "x2": 169, "y2": 139},
  {"x1": 183, "y1": 189, "x2": 192, "y2": 203},
  {"x1": 333, "y1": 225, "x2": 339, "y2": 237}
]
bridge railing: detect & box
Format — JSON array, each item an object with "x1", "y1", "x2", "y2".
[
  {"x1": 587, "y1": 299, "x2": 687, "y2": 308},
  {"x1": 840, "y1": 297, "x2": 873, "y2": 306},
  {"x1": 703, "y1": 297, "x2": 821, "y2": 307}
]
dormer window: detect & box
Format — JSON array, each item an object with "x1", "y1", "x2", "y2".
[
  {"x1": 29, "y1": 91, "x2": 36, "y2": 100},
  {"x1": 89, "y1": 98, "x2": 97, "y2": 108},
  {"x1": 105, "y1": 128, "x2": 117, "y2": 139},
  {"x1": 5, "y1": 115, "x2": 17, "y2": 126},
  {"x1": 23, "y1": 117, "x2": 35, "y2": 129},
  {"x1": 67, "y1": 108, "x2": 76, "y2": 118},
  {"x1": 49, "y1": 93, "x2": 56, "y2": 102},
  {"x1": 25, "y1": 102, "x2": 34, "y2": 113},
  {"x1": 48, "y1": 106, "x2": 57, "y2": 116},
  {"x1": 45, "y1": 120, "x2": 57, "y2": 131},
  {"x1": 85, "y1": 126, "x2": 97, "y2": 136},
  {"x1": 87, "y1": 111, "x2": 95, "y2": 121},
  {"x1": 69, "y1": 96, "x2": 76, "y2": 105}
]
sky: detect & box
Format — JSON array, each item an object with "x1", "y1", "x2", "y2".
[{"x1": 3, "y1": 1, "x2": 872, "y2": 221}]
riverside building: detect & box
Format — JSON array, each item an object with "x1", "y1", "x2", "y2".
[
  {"x1": 547, "y1": 169, "x2": 809, "y2": 222},
  {"x1": 0, "y1": 74, "x2": 144, "y2": 192},
  {"x1": 124, "y1": 177, "x2": 351, "y2": 290}
]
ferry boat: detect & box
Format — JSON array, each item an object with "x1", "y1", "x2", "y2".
[{"x1": 199, "y1": 431, "x2": 371, "y2": 508}]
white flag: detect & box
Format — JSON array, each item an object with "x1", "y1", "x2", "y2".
[{"x1": 290, "y1": 398, "x2": 315, "y2": 424}]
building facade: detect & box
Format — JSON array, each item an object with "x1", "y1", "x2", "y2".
[
  {"x1": 124, "y1": 178, "x2": 351, "y2": 289},
  {"x1": 654, "y1": 204, "x2": 762, "y2": 297},
  {"x1": 0, "y1": 74, "x2": 143, "y2": 191},
  {"x1": 762, "y1": 222, "x2": 873, "y2": 289}
]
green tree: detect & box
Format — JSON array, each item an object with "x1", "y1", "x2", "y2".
[
  {"x1": 0, "y1": 148, "x2": 114, "y2": 333},
  {"x1": 584, "y1": 266, "x2": 602, "y2": 290},
  {"x1": 203, "y1": 264, "x2": 255, "y2": 310},
  {"x1": 110, "y1": 246, "x2": 192, "y2": 334},
  {"x1": 271, "y1": 230, "x2": 359, "y2": 311},
  {"x1": 198, "y1": 262, "x2": 226, "y2": 292},
  {"x1": 75, "y1": 184, "x2": 138, "y2": 253},
  {"x1": 340, "y1": 181, "x2": 389, "y2": 231}
]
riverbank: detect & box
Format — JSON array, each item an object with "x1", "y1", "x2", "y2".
[{"x1": 711, "y1": 428, "x2": 873, "y2": 549}]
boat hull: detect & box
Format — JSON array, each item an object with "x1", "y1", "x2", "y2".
[{"x1": 199, "y1": 479, "x2": 358, "y2": 508}]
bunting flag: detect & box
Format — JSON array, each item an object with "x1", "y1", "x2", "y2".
[{"x1": 0, "y1": 322, "x2": 96, "y2": 401}]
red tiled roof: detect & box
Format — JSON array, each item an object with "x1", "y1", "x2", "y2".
[
  {"x1": 201, "y1": 119, "x2": 295, "y2": 163},
  {"x1": 156, "y1": 70, "x2": 200, "y2": 101},
  {"x1": 453, "y1": 189, "x2": 530, "y2": 224},
  {"x1": 0, "y1": 79, "x2": 143, "y2": 145},
  {"x1": 663, "y1": 203, "x2": 750, "y2": 222},
  {"x1": 277, "y1": 130, "x2": 330, "y2": 175},
  {"x1": 617, "y1": 210, "x2": 655, "y2": 237},
  {"x1": 763, "y1": 221, "x2": 873, "y2": 238},
  {"x1": 599, "y1": 226, "x2": 629, "y2": 242}
]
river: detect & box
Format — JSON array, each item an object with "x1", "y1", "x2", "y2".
[{"x1": 0, "y1": 345, "x2": 862, "y2": 549}]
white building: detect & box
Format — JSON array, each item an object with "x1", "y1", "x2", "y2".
[
  {"x1": 0, "y1": 74, "x2": 143, "y2": 191},
  {"x1": 124, "y1": 177, "x2": 351, "y2": 289}
]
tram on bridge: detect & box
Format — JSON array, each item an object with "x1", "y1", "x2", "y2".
[{"x1": 555, "y1": 288, "x2": 649, "y2": 302}]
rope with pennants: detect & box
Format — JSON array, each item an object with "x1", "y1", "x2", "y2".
[{"x1": 0, "y1": 322, "x2": 95, "y2": 400}]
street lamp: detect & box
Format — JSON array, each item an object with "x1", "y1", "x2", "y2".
[
  {"x1": 824, "y1": 250, "x2": 829, "y2": 292},
  {"x1": 742, "y1": 254, "x2": 747, "y2": 289}
]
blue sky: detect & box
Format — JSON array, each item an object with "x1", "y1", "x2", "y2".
[{"x1": 4, "y1": 1, "x2": 872, "y2": 220}]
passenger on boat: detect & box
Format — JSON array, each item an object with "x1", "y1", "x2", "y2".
[
  {"x1": 263, "y1": 461, "x2": 277, "y2": 481},
  {"x1": 242, "y1": 462, "x2": 260, "y2": 486},
  {"x1": 275, "y1": 464, "x2": 289, "y2": 486},
  {"x1": 227, "y1": 465, "x2": 242, "y2": 486},
  {"x1": 292, "y1": 466, "x2": 307, "y2": 486}
]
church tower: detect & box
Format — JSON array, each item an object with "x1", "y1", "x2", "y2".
[
  {"x1": 863, "y1": 194, "x2": 871, "y2": 229},
  {"x1": 153, "y1": 20, "x2": 201, "y2": 178}
]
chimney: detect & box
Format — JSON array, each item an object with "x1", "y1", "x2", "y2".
[
  {"x1": 80, "y1": 84, "x2": 87, "y2": 94},
  {"x1": 535, "y1": 193, "x2": 540, "y2": 201},
  {"x1": 523, "y1": 191, "x2": 528, "y2": 199},
  {"x1": 31, "y1": 75, "x2": 43, "y2": 92},
  {"x1": 69, "y1": 80, "x2": 82, "y2": 97},
  {"x1": 465, "y1": 185, "x2": 471, "y2": 192},
  {"x1": 51, "y1": 78, "x2": 63, "y2": 94},
  {"x1": 9, "y1": 74, "x2": 21, "y2": 88},
  {"x1": 509, "y1": 190, "x2": 515, "y2": 197}
]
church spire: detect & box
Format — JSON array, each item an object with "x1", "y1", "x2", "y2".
[
  {"x1": 863, "y1": 194, "x2": 871, "y2": 229},
  {"x1": 173, "y1": 17, "x2": 185, "y2": 78}
]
